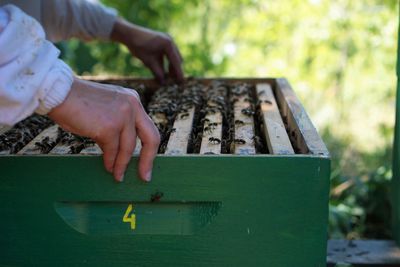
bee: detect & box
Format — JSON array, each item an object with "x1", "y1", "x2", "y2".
[
  {"x1": 234, "y1": 138, "x2": 246, "y2": 145},
  {"x1": 201, "y1": 118, "x2": 210, "y2": 124},
  {"x1": 70, "y1": 144, "x2": 84, "y2": 154},
  {"x1": 205, "y1": 107, "x2": 218, "y2": 114},
  {"x1": 151, "y1": 191, "x2": 164, "y2": 202},
  {"x1": 241, "y1": 108, "x2": 255, "y2": 116},
  {"x1": 180, "y1": 112, "x2": 190, "y2": 119},
  {"x1": 35, "y1": 136, "x2": 56, "y2": 154},
  {"x1": 208, "y1": 137, "x2": 221, "y2": 144},
  {"x1": 203, "y1": 126, "x2": 213, "y2": 135},
  {"x1": 167, "y1": 128, "x2": 176, "y2": 134},
  {"x1": 252, "y1": 136, "x2": 263, "y2": 148},
  {"x1": 230, "y1": 98, "x2": 239, "y2": 105},
  {"x1": 235, "y1": 119, "x2": 245, "y2": 126}
]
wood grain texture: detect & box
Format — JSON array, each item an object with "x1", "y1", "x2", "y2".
[
  {"x1": 49, "y1": 143, "x2": 75, "y2": 155},
  {"x1": 256, "y1": 83, "x2": 294, "y2": 155},
  {"x1": 165, "y1": 107, "x2": 195, "y2": 155},
  {"x1": 80, "y1": 143, "x2": 102, "y2": 154},
  {"x1": 133, "y1": 137, "x2": 142, "y2": 155},
  {"x1": 0, "y1": 148, "x2": 10, "y2": 155},
  {"x1": 0, "y1": 125, "x2": 11, "y2": 135},
  {"x1": 199, "y1": 82, "x2": 227, "y2": 155},
  {"x1": 147, "y1": 84, "x2": 180, "y2": 151},
  {"x1": 231, "y1": 84, "x2": 256, "y2": 155},
  {"x1": 275, "y1": 78, "x2": 329, "y2": 156},
  {"x1": 327, "y1": 240, "x2": 400, "y2": 265},
  {"x1": 200, "y1": 112, "x2": 223, "y2": 154},
  {"x1": 49, "y1": 131, "x2": 84, "y2": 155},
  {"x1": 80, "y1": 138, "x2": 141, "y2": 155},
  {"x1": 17, "y1": 125, "x2": 59, "y2": 155},
  {"x1": 82, "y1": 76, "x2": 276, "y2": 89}
]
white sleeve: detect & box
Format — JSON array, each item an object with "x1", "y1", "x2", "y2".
[
  {"x1": 41, "y1": 0, "x2": 118, "y2": 42},
  {"x1": 0, "y1": 4, "x2": 73, "y2": 126}
]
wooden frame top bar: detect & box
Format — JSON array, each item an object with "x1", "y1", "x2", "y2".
[
  {"x1": 256, "y1": 83, "x2": 294, "y2": 155},
  {"x1": 275, "y1": 78, "x2": 329, "y2": 157},
  {"x1": 82, "y1": 76, "x2": 329, "y2": 157},
  {"x1": 1, "y1": 77, "x2": 329, "y2": 157}
]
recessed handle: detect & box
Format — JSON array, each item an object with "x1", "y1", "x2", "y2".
[{"x1": 54, "y1": 201, "x2": 221, "y2": 236}]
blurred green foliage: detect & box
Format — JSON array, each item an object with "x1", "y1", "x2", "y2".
[{"x1": 58, "y1": 0, "x2": 399, "y2": 239}]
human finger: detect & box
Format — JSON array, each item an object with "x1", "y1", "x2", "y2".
[
  {"x1": 113, "y1": 123, "x2": 137, "y2": 182},
  {"x1": 98, "y1": 137, "x2": 120, "y2": 175},
  {"x1": 165, "y1": 42, "x2": 184, "y2": 82},
  {"x1": 147, "y1": 59, "x2": 165, "y2": 84},
  {"x1": 135, "y1": 109, "x2": 160, "y2": 182}
]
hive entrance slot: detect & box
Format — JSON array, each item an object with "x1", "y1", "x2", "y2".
[{"x1": 54, "y1": 201, "x2": 221, "y2": 235}]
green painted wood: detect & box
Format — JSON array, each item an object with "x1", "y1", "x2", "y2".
[
  {"x1": 394, "y1": 10, "x2": 400, "y2": 245},
  {"x1": 0, "y1": 155, "x2": 330, "y2": 267}
]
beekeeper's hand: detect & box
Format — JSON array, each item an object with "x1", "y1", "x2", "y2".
[
  {"x1": 111, "y1": 18, "x2": 184, "y2": 84},
  {"x1": 48, "y1": 77, "x2": 160, "y2": 182}
]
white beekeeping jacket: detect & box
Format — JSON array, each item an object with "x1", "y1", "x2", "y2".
[{"x1": 0, "y1": 0, "x2": 118, "y2": 126}]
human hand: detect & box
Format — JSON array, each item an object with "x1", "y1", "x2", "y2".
[
  {"x1": 111, "y1": 18, "x2": 184, "y2": 84},
  {"x1": 48, "y1": 78, "x2": 160, "y2": 182}
]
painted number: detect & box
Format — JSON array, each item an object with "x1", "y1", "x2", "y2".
[{"x1": 123, "y1": 204, "x2": 136, "y2": 230}]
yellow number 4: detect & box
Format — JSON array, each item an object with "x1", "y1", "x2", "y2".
[{"x1": 123, "y1": 204, "x2": 136, "y2": 230}]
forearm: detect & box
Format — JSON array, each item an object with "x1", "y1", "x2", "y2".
[
  {"x1": 110, "y1": 17, "x2": 184, "y2": 83},
  {"x1": 0, "y1": 5, "x2": 73, "y2": 125},
  {"x1": 40, "y1": 0, "x2": 118, "y2": 42},
  {"x1": 111, "y1": 17, "x2": 156, "y2": 48}
]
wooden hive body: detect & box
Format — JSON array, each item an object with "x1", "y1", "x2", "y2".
[{"x1": 0, "y1": 78, "x2": 330, "y2": 267}]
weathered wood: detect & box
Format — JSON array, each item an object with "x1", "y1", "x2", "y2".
[
  {"x1": 133, "y1": 137, "x2": 142, "y2": 155},
  {"x1": 231, "y1": 84, "x2": 256, "y2": 155},
  {"x1": 200, "y1": 112, "x2": 223, "y2": 155},
  {"x1": 80, "y1": 143, "x2": 102, "y2": 155},
  {"x1": 49, "y1": 130, "x2": 85, "y2": 155},
  {"x1": 256, "y1": 83, "x2": 294, "y2": 155},
  {"x1": 17, "y1": 124, "x2": 59, "y2": 155},
  {"x1": 0, "y1": 148, "x2": 10, "y2": 155},
  {"x1": 165, "y1": 107, "x2": 195, "y2": 155},
  {"x1": 200, "y1": 82, "x2": 227, "y2": 155},
  {"x1": 80, "y1": 138, "x2": 141, "y2": 155},
  {"x1": 0, "y1": 115, "x2": 53, "y2": 155},
  {"x1": 49, "y1": 143, "x2": 76, "y2": 155},
  {"x1": 149, "y1": 113, "x2": 168, "y2": 130},
  {"x1": 275, "y1": 78, "x2": 329, "y2": 156},
  {"x1": 0, "y1": 125, "x2": 11, "y2": 135},
  {"x1": 147, "y1": 84, "x2": 181, "y2": 154},
  {"x1": 327, "y1": 239, "x2": 400, "y2": 266},
  {"x1": 82, "y1": 76, "x2": 276, "y2": 90}
]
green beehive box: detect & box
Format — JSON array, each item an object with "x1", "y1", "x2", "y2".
[{"x1": 0, "y1": 78, "x2": 330, "y2": 267}]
